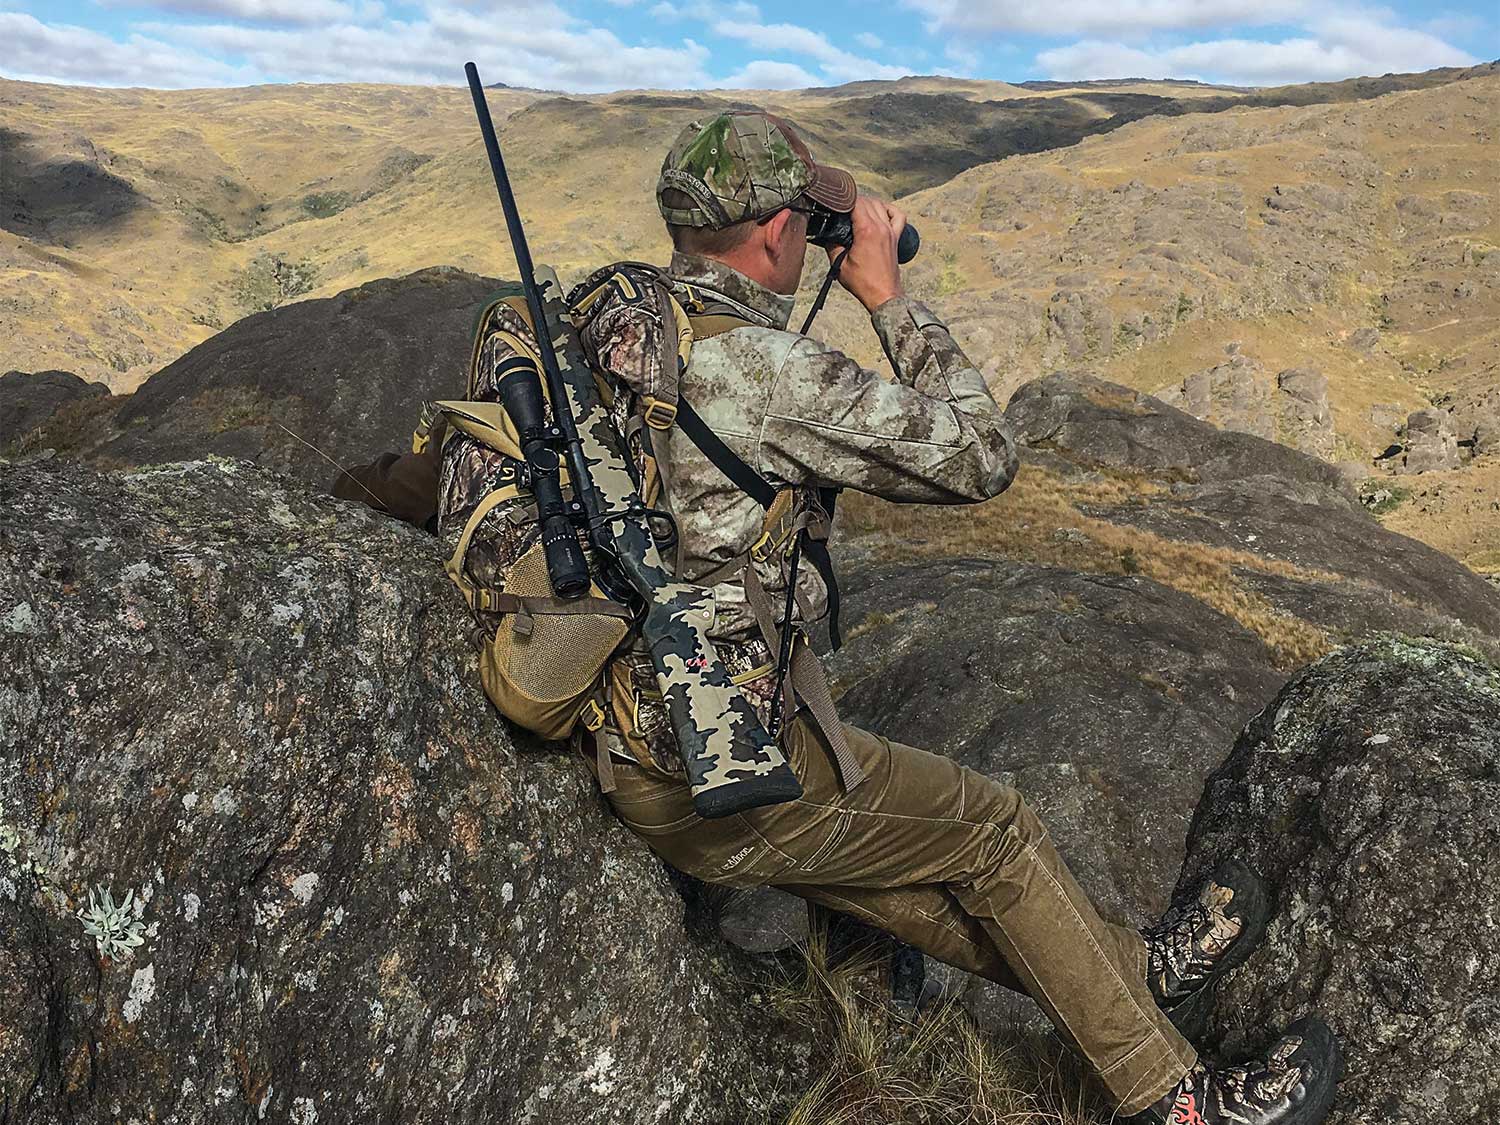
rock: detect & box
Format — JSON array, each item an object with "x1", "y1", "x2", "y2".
[
  {"x1": 1275, "y1": 367, "x2": 1335, "y2": 460},
  {"x1": 1045, "y1": 289, "x2": 1113, "y2": 364},
  {"x1": 828, "y1": 558, "x2": 1287, "y2": 923},
  {"x1": 1369, "y1": 402, "x2": 1406, "y2": 435},
  {"x1": 1451, "y1": 390, "x2": 1500, "y2": 457},
  {"x1": 1175, "y1": 639, "x2": 1500, "y2": 1123},
  {"x1": 95, "y1": 269, "x2": 503, "y2": 489},
  {"x1": 1176, "y1": 358, "x2": 1275, "y2": 441},
  {"x1": 1333, "y1": 461, "x2": 1370, "y2": 490},
  {"x1": 1007, "y1": 374, "x2": 1500, "y2": 645},
  {"x1": 1153, "y1": 360, "x2": 1337, "y2": 462},
  {"x1": 1347, "y1": 326, "x2": 1380, "y2": 350},
  {"x1": 0, "y1": 369, "x2": 110, "y2": 449},
  {"x1": 1399, "y1": 408, "x2": 1461, "y2": 473},
  {"x1": 0, "y1": 458, "x2": 803, "y2": 1123},
  {"x1": 718, "y1": 887, "x2": 810, "y2": 953}
]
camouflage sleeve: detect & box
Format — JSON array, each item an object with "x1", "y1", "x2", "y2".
[{"x1": 757, "y1": 296, "x2": 1019, "y2": 503}]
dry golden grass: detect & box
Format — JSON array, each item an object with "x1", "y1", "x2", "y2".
[
  {"x1": 763, "y1": 926, "x2": 1108, "y2": 1125},
  {"x1": 1375, "y1": 453, "x2": 1500, "y2": 580},
  {"x1": 843, "y1": 467, "x2": 1334, "y2": 668}
]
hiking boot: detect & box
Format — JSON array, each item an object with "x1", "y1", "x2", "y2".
[
  {"x1": 1128, "y1": 1016, "x2": 1342, "y2": 1125},
  {"x1": 1144, "y1": 857, "x2": 1270, "y2": 1038}
]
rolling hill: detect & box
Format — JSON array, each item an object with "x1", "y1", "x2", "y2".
[{"x1": 2, "y1": 62, "x2": 1497, "y2": 577}]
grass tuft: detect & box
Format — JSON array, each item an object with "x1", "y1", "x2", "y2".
[{"x1": 764, "y1": 925, "x2": 1109, "y2": 1125}]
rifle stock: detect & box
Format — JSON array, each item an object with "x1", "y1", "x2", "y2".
[{"x1": 465, "y1": 63, "x2": 802, "y2": 817}]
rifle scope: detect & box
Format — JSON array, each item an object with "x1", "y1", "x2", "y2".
[{"x1": 495, "y1": 354, "x2": 591, "y2": 599}]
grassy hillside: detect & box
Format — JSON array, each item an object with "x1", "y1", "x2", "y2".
[{"x1": 2, "y1": 65, "x2": 1497, "y2": 576}]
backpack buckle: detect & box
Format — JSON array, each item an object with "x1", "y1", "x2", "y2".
[
  {"x1": 642, "y1": 397, "x2": 678, "y2": 430},
  {"x1": 580, "y1": 697, "x2": 608, "y2": 732}
]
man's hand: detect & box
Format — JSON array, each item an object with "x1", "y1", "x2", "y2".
[{"x1": 829, "y1": 195, "x2": 906, "y2": 313}]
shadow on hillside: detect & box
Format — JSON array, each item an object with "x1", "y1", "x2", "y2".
[{"x1": 0, "y1": 126, "x2": 143, "y2": 244}]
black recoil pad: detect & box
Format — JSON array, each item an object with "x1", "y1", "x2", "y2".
[{"x1": 495, "y1": 354, "x2": 590, "y2": 599}]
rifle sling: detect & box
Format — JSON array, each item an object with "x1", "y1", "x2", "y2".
[{"x1": 674, "y1": 395, "x2": 843, "y2": 651}]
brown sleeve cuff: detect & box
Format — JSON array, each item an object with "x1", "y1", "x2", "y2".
[{"x1": 332, "y1": 446, "x2": 441, "y2": 531}]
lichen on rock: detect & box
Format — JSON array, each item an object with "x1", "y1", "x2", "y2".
[{"x1": 0, "y1": 457, "x2": 804, "y2": 1122}]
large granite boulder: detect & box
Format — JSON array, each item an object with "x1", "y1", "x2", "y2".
[
  {"x1": 1177, "y1": 639, "x2": 1500, "y2": 1122},
  {"x1": 1399, "y1": 408, "x2": 1462, "y2": 474},
  {"x1": 0, "y1": 458, "x2": 803, "y2": 1123},
  {"x1": 90, "y1": 268, "x2": 502, "y2": 485}
]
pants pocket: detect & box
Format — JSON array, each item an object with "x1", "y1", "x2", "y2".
[{"x1": 797, "y1": 808, "x2": 853, "y2": 873}]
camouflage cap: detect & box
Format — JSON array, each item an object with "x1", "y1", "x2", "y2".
[{"x1": 657, "y1": 110, "x2": 857, "y2": 230}]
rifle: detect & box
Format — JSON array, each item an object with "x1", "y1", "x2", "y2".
[{"x1": 463, "y1": 62, "x2": 803, "y2": 818}]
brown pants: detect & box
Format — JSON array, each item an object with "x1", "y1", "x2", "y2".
[{"x1": 593, "y1": 713, "x2": 1197, "y2": 1115}]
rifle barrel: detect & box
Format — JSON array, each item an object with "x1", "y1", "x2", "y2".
[{"x1": 464, "y1": 63, "x2": 617, "y2": 576}]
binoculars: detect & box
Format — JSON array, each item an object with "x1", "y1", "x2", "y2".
[{"x1": 806, "y1": 204, "x2": 921, "y2": 264}]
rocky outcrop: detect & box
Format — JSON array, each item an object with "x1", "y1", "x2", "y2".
[
  {"x1": 0, "y1": 458, "x2": 802, "y2": 1123},
  {"x1": 1007, "y1": 374, "x2": 1500, "y2": 645},
  {"x1": 1157, "y1": 354, "x2": 1274, "y2": 443},
  {"x1": 1399, "y1": 408, "x2": 1462, "y2": 474},
  {"x1": 1153, "y1": 355, "x2": 1335, "y2": 461},
  {"x1": 1176, "y1": 639, "x2": 1500, "y2": 1122},
  {"x1": 1275, "y1": 367, "x2": 1335, "y2": 461},
  {"x1": 0, "y1": 369, "x2": 110, "y2": 448},
  {"x1": 88, "y1": 269, "x2": 502, "y2": 486}
]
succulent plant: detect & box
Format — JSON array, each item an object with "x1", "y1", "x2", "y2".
[{"x1": 78, "y1": 886, "x2": 148, "y2": 962}]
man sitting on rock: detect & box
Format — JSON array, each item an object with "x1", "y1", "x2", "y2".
[{"x1": 338, "y1": 111, "x2": 1340, "y2": 1125}]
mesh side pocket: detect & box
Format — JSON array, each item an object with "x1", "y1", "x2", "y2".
[{"x1": 478, "y1": 540, "x2": 630, "y2": 739}]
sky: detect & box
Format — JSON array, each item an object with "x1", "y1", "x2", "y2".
[{"x1": 0, "y1": 0, "x2": 1494, "y2": 92}]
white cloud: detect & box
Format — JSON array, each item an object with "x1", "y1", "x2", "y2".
[
  {"x1": 719, "y1": 59, "x2": 820, "y2": 89},
  {"x1": 1037, "y1": 16, "x2": 1479, "y2": 86},
  {"x1": 944, "y1": 41, "x2": 980, "y2": 72},
  {"x1": 141, "y1": 3, "x2": 716, "y2": 89},
  {"x1": 0, "y1": 11, "x2": 246, "y2": 87},
  {"x1": 906, "y1": 0, "x2": 1319, "y2": 37},
  {"x1": 855, "y1": 31, "x2": 883, "y2": 50},
  {"x1": 713, "y1": 19, "x2": 910, "y2": 81},
  {"x1": 651, "y1": 0, "x2": 758, "y2": 20},
  {"x1": 98, "y1": 0, "x2": 356, "y2": 25}
]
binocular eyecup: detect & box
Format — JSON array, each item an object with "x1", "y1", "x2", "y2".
[{"x1": 495, "y1": 354, "x2": 591, "y2": 600}]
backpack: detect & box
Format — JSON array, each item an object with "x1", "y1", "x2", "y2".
[{"x1": 430, "y1": 264, "x2": 856, "y2": 790}]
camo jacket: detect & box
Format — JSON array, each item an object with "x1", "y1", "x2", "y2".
[{"x1": 653, "y1": 251, "x2": 1019, "y2": 646}]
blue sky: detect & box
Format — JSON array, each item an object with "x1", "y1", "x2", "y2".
[{"x1": 1, "y1": 0, "x2": 1494, "y2": 90}]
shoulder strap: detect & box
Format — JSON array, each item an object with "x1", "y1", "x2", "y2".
[
  {"x1": 689, "y1": 312, "x2": 756, "y2": 340},
  {"x1": 674, "y1": 395, "x2": 843, "y2": 650},
  {"x1": 675, "y1": 396, "x2": 777, "y2": 509}
]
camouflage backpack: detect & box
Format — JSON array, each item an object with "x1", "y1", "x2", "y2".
[{"x1": 425, "y1": 263, "x2": 795, "y2": 745}]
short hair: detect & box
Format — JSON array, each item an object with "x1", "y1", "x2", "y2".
[{"x1": 661, "y1": 187, "x2": 757, "y2": 255}]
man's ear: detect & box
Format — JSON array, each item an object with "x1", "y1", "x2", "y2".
[{"x1": 759, "y1": 207, "x2": 796, "y2": 259}]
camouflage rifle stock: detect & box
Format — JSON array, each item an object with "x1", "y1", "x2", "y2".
[{"x1": 465, "y1": 63, "x2": 803, "y2": 818}]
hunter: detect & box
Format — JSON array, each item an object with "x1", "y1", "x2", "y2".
[{"x1": 337, "y1": 111, "x2": 1340, "y2": 1125}]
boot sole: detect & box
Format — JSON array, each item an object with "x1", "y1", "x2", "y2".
[
  {"x1": 1277, "y1": 1015, "x2": 1343, "y2": 1125},
  {"x1": 1167, "y1": 858, "x2": 1272, "y2": 1040}
]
